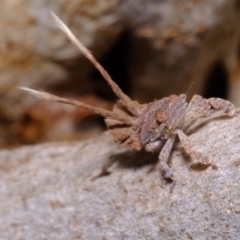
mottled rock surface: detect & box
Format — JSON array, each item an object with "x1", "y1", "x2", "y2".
[{"x1": 1, "y1": 113, "x2": 240, "y2": 239}]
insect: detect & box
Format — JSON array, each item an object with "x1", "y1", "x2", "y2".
[{"x1": 19, "y1": 13, "x2": 236, "y2": 180}]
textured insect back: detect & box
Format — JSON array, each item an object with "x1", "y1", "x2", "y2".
[
  {"x1": 166, "y1": 95, "x2": 187, "y2": 130},
  {"x1": 185, "y1": 95, "x2": 211, "y2": 122}
]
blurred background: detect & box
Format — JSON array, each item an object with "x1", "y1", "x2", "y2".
[{"x1": 1, "y1": 0, "x2": 240, "y2": 149}]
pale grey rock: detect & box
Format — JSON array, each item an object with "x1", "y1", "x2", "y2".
[{"x1": 0, "y1": 113, "x2": 240, "y2": 239}]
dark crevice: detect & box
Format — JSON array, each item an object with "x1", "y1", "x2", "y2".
[
  {"x1": 203, "y1": 61, "x2": 228, "y2": 99},
  {"x1": 236, "y1": 0, "x2": 240, "y2": 9},
  {"x1": 91, "y1": 31, "x2": 131, "y2": 100},
  {"x1": 238, "y1": 41, "x2": 240, "y2": 59}
]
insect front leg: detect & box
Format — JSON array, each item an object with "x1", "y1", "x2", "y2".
[
  {"x1": 177, "y1": 129, "x2": 211, "y2": 167},
  {"x1": 145, "y1": 139, "x2": 166, "y2": 153},
  {"x1": 158, "y1": 135, "x2": 176, "y2": 180}
]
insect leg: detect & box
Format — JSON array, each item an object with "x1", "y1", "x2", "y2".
[
  {"x1": 186, "y1": 95, "x2": 235, "y2": 122},
  {"x1": 206, "y1": 98, "x2": 235, "y2": 117},
  {"x1": 158, "y1": 135, "x2": 176, "y2": 180},
  {"x1": 177, "y1": 129, "x2": 211, "y2": 167},
  {"x1": 145, "y1": 139, "x2": 165, "y2": 152}
]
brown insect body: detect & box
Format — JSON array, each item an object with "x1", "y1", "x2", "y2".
[
  {"x1": 105, "y1": 94, "x2": 187, "y2": 152},
  {"x1": 20, "y1": 14, "x2": 236, "y2": 180}
]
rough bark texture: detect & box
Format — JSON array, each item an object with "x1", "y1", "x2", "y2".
[{"x1": 1, "y1": 113, "x2": 240, "y2": 239}]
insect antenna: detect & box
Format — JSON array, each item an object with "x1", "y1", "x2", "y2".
[
  {"x1": 186, "y1": 81, "x2": 195, "y2": 98},
  {"x1": 19, "y1": 87, "x2": 132, "y2": 124},
  {"x1": 51, "y1": 12, "x2": 141, "y2": 116}
]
